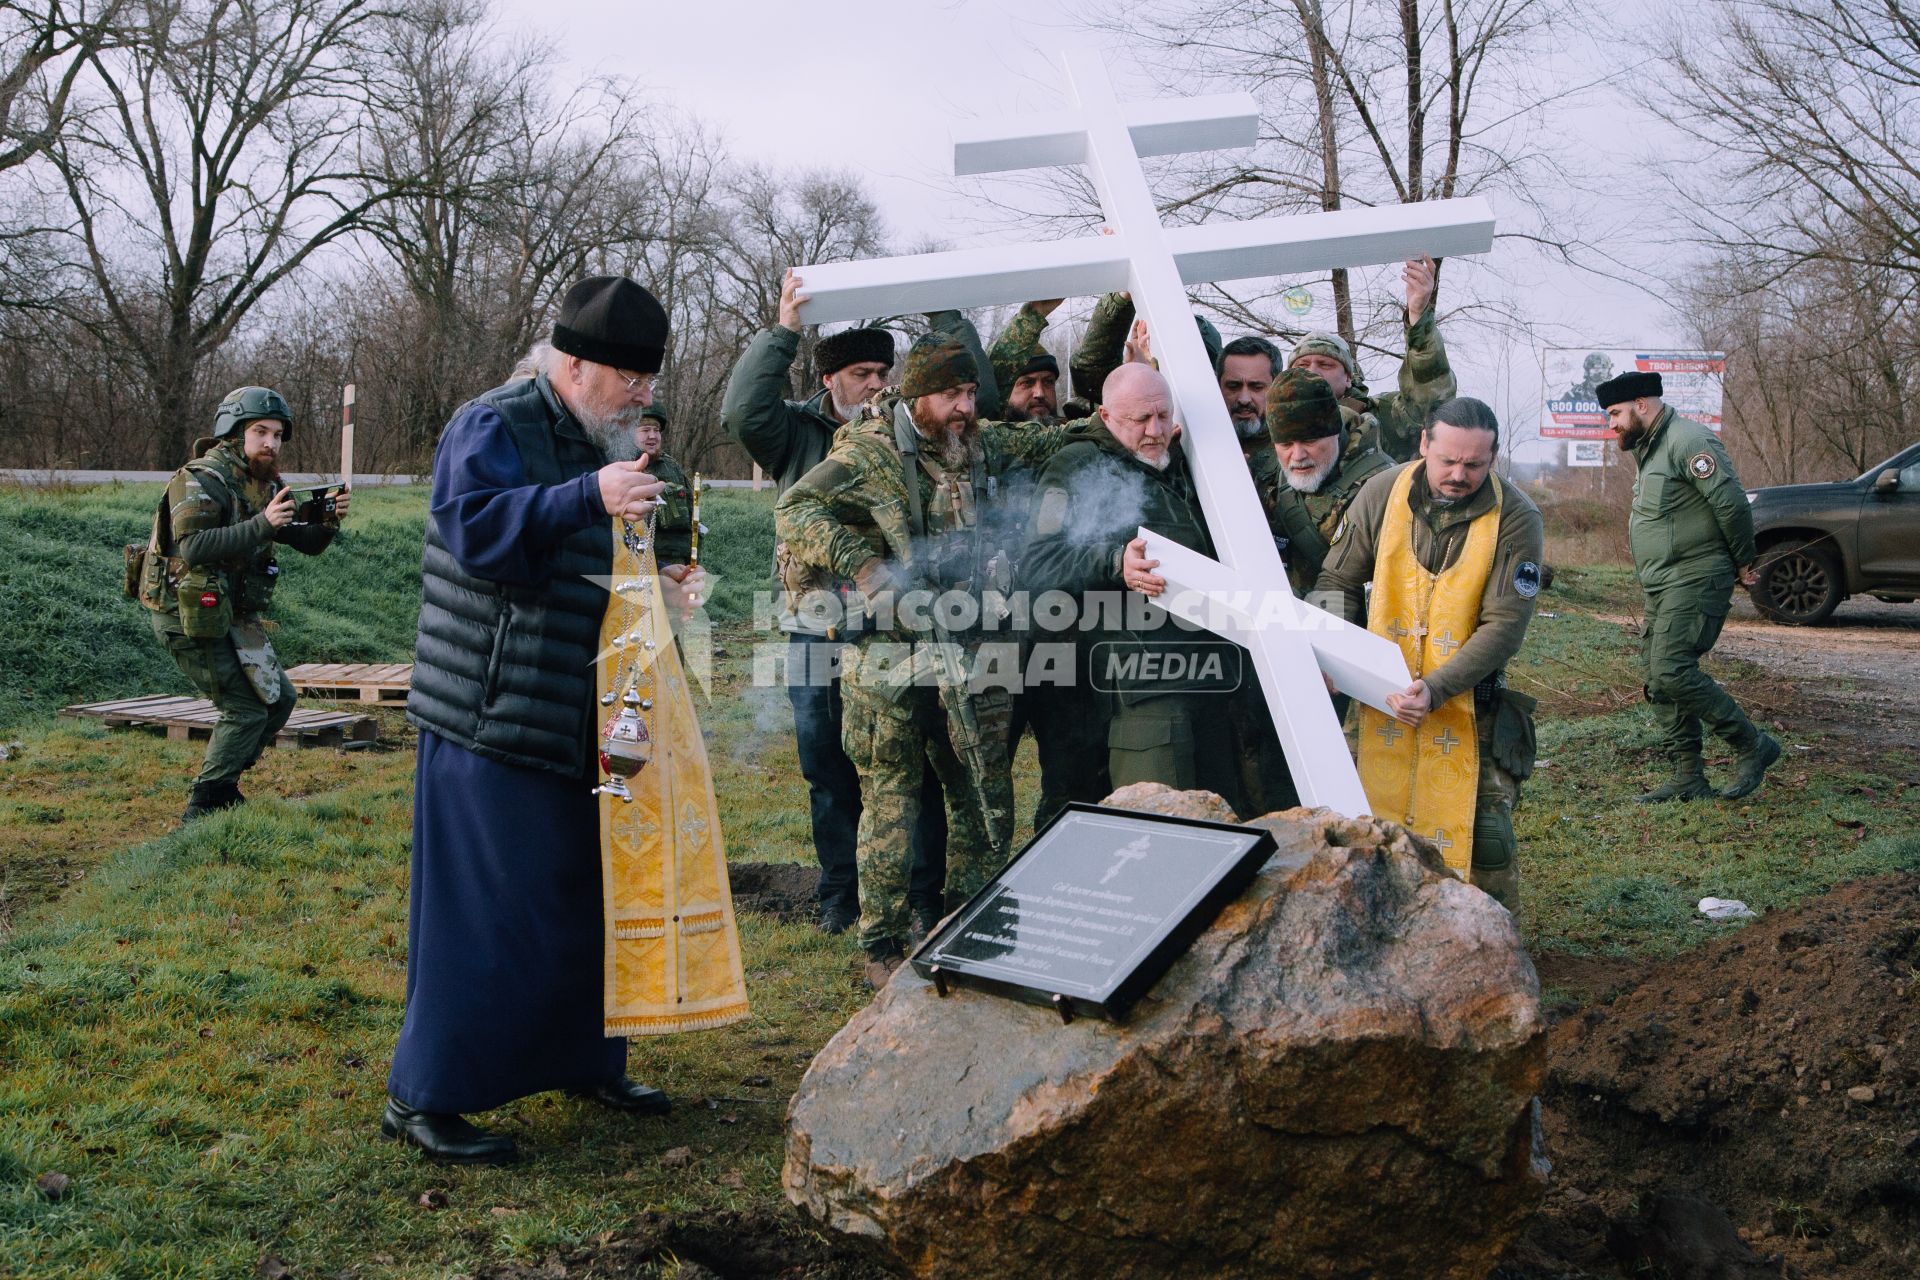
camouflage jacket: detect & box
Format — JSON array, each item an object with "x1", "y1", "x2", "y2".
[
  {"x1": 1264, "y1": 420, "x2": 1395, "y2": 596},
  {"x1": 150, "y1": 437, "x2": 337, "y2": 624},
  {"x1": 1067, "y1": 292, "x2": 1223, "y2": 409},
  {"x1": 1355, "y1": 308, "x2": 1456, "y2": 464},
  {"x1": 988, "y1": 303, "x2": 1051, "y2": 402},
  {"x1": 774, "y1": 391, "x2": 1075, "y2": 623},
  {"x1": 649, "y1": 452, "x2": 695, "y2": 566}
]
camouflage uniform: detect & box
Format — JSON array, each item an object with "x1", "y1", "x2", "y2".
[
  {"x1": 774, "y1": 388, "x2": 1071, "y2": 953},
  {"x1": 1067, "y1": 292, "x2": 1225, "y2": 410},
  {"x1": 648, "y1": 453, "x2": 696, "y2": 566},
  {"x1": 1625, "y1": 405, "x2": 1766, "y2": 791},
  {"x1": 1317, "y1": 462, "x2": 1544, "y2": 909},
  {"x1": 1265, "y1": 410, "x2": 1396, "y2": 599},
  {"x1": 139, "y1": 435, "x2": 339, "y2": 809},
  {"x1": 1289, "y1": 308, "x2": 1457, "y2": 464}
]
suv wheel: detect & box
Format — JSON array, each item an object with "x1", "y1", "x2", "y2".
[{"x1": 1750, "y1": 538, "x2": 1844, "y2": 625}]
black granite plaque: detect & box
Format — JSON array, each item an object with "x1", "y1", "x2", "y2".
[{"x1": 910, "y1": 803, "x2": 1276, "y2": 1022}]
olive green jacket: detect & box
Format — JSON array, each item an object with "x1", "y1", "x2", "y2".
[
  {"x1": 1626, "y1": 406, "x2": 1756, "y2": 590},
  {"x1": 1266, "y1": 422, "x2": 1395, "y2": 596},
  {"x1": 1021, "y1": 420, "x2": 1232, "y2": 701},
  {"x1": 1317, "y1": 461, "x2": 1544, "y2": 709}
]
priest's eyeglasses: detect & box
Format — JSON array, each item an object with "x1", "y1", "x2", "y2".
[{"x1": 618, "y1": 370, "x2": 656, "y2": 396}]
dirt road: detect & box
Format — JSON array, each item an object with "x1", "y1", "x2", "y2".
[{"x1": 1718, "y1": 595, "x2": 1920, "y2": 750}]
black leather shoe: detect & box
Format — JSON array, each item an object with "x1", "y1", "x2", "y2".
[
  {"x1": 818, "y1": 903, "x2": 857, "y2": 935},
  {"x1": 571, "y1": 1077, "x2": 671, "y2": 1115},
  {"x1": 380, "y1": 1098, "x2": 517, "y2": 1164}
]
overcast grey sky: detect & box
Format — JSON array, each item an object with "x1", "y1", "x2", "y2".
[{"x1": 503, "y1": 0, "x2": 1686, "y2": 461}]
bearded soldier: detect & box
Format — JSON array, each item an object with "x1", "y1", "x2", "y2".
[
  {"x1": 722, "y1": 269, "x2": 978, "y2": 936},
  {"x1": 136, "y1": 387, "x2": 348, "y2": 822},
  {"x1": 1286, "y1": 255, "x2": 1455, "y2": 464},
  {"x1": 988, "y1": 298, "x2": 1067, "y2": 424},
  {"x1": 1263, "y1": 369, "x2": 1394, "y2": 599},
  {"x1": 1317, "y1": 397, "x2": 1543, "y2": 910},
  {"x1": 774, "y1": 334, "x2": 1069, "y2": 988},
  {"x1": 1601, "y1": 370, "x2": 1780, "y2": 802}
]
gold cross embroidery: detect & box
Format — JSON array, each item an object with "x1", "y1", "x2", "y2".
[
  {"x1": 1376, "y1": 720, "x2": 1406, "y2": 745},
  {"x1": 1433, "y1": 728, "x2": 1461, "y2": 755},
  {"x1": 1434, "y1": 629, "x2": 1460, "y2": 656}
]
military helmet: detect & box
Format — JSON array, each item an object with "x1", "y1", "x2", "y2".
[{"x1": 213, "y1": 386, "x2": 294, "y2": 440}]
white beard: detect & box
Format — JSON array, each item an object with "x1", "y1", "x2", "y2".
[
  {"x1": 1283, "y1": 457, "x2": 1336, "y2": 493},
  {"x1": 576, "y1": 402, "x2": 644, "y2": 460},
  {"x1": 1133, "y1": 448, "x2": 1172, "y2": 471}
]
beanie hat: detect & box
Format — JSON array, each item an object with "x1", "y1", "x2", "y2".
[
  {"x1": 1594, "y1": 370, "x2": 1663, "y2": 408},
  {"x1": 551, "y1": 275, "x2": 669, "y2": 374},
  {"x1": 1288, "y1": 330, "x2": 1359, "y2": 384},
  {"x1": 1012, "y1": 350, "x2": 1059, "y2": 379},
  {"x1": 900, "y1": 334, "x2": 979, "y2": 398},
  {"x1": 1265, "y1": 369, "x2": 1342, "y2": 444},
  {"x1": 815, "y1": 326, "x2": 896, "y2": 378}
]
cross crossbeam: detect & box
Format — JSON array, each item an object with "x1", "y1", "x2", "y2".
[{"x1": 792, "y1": 53, "x2": 1496, "y2": 817}]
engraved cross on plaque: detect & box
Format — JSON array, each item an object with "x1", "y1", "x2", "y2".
[
  {"x1": 793, "y1": 54, "x2": 1496, "y2": 816},
  {"x1": 1101, "y1": 834, "x2": 1152, "y2": 884}
]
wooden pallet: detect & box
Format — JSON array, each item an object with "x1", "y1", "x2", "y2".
[
  {"x1": 284, "y1": 662, "x2": 413, "y2": 703},
  {"x1": 61, "y1": 694, "x2": 376, "y2": 749}
]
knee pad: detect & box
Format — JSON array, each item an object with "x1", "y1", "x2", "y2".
[{"x1": 1471, "y1": 809, "x2": 1515, "y2": 872}]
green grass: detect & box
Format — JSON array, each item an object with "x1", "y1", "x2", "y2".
[
  {"x1": 0, "y1": 484, "x2": 780, "y2": 731},
  {"x1": 1, "y1": 486, "x2": 1916, "y2": 1276}
]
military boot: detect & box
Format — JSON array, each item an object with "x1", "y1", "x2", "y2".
[
  {"x1": 1636, "y1": 764, "x2": 1712, "y2": 804},
  {"x1": 1721, "y1": 732, "x2": 1782, "y2": 800},
  {"x1": 180, "y1": 782, "x2": 227, "y2": 823},
  {"x1": 863, "y1": 939, "x2": 905, "y2": 992}
]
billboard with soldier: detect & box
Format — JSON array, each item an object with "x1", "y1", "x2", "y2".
[{"x1": 1541, "y1": 349, "x2": 1724, "y2": 439}]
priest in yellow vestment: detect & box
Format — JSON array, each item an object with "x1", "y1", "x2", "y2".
[{"x1": 1311, "y1": 394, "x2": 1545, "y2": 910}]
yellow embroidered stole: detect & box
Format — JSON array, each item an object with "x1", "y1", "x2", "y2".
[
  {"x1": 595, "y1": 521, "x2": 750, "y2": 1036},
  {"x1": 1357, "y1": 468, "x2": 1503, "y2": 873}
]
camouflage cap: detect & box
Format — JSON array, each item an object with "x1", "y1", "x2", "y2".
[
  {"x1": 900, "y1": 334, "x2": 979, "y2": 398},
  {"x1": 640, "y1": 403, "x2": 668, "y2": 426},
  {"x1": 1265, "y1": 369, "x2": 1342, "y2": 444},
  {"x1": 1288, "y1": 330, "x2": 1359, "y2": 383},
  {"x1": 1013, "y1": 350, "x2": 1059, "y2": 379}
]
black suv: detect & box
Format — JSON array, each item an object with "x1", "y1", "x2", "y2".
[{"x1": 1745, "y1": 441, "x2": 1920, "y2": 624}]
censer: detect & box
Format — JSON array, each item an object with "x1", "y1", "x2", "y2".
[{"x1": 593, "y1": 512, "x2": 661, "y2": 803}]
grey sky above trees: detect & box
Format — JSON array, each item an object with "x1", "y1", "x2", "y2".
[{"x1": 0, "y1": 0, "x2": 1910, "y2": 483}]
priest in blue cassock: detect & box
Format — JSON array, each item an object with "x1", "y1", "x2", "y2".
[{"x1": 385, "y1": 276, "x2": 689, "y2": 1164}]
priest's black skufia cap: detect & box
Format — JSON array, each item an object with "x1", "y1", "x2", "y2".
[
  {"x1": 551, "y1": 276, "x2": 670, "y2": 374},
  {"x1": 1594, "y1": 370, "x2": 1662, "y2": 408}
]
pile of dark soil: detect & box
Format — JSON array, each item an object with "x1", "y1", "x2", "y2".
[
  {"x1": 1505, "y1": 872, "x2": 1920, "y2": 1279},
  {"x1": 472, "y1": 1207, "x2": 892, "y2": 1279},
  {"x1": 475, "y1": 875, "x2": 1918, "y2": 1280},
  {"x1": 726, "y1": 861, "x2": 817, "y2": 924}
]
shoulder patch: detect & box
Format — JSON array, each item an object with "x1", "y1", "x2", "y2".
[
  {"x1": 1331, "y1": 515, "x2": 1348, "y2": 546},
  {"x1": 1513, "y1": 560, "x2": 1541, "y2": 598},
  {"x1": 1688, "y1": 451, "x2": 1717, "y2": 480}
]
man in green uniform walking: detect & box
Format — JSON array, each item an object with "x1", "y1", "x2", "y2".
[
  {"x1": 136, "y1": 387, "x2": 348, "y2": 821},
  {"x1": 1600, "y1": 370, "x2": 1781, "y2": 801}
]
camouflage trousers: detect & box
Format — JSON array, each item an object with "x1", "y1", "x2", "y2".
[
  {"x1": 1469, "y1": 701, "x2": 1523, "y2": 912},
  {"x1": 841, "y1": 675, "x2": 1013, "y2": 953},
  {"x1": 149, "y1": 613, "x2": 297, "y2": 787}
]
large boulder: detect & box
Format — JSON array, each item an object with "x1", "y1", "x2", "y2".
[{"x1": 784, "y1": 786, "x2": 1549, "y2": 1279}]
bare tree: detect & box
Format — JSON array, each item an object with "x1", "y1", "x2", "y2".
[
  {"x1": 37, "y1": 0, "x2": 396, "y2": 465},
  {"x1": 0, "y1": 0, "x2": 125, "y2": 173},
  {"x1": 1662, "y1": 0, "x2": 1920, "y2": 290},
  {"x1": 1024, "y1": 0, "x2": 1606, "y2": 373}
]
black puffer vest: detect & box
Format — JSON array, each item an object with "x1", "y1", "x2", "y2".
[{"x1": 406, "y1": 375, "x2": 612, "y2": 780}]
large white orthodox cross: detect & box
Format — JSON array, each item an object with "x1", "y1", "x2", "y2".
[{"x1": 794, "y1": 53, "x2": 1495, "y2": 817}]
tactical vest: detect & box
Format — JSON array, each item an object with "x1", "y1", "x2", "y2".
[
  {"x1": 135, "y1": 441, "x2": 282, "y2": 634},
  {"x1": 406, "y1": 376, "x2": 614, "y2": 780}
]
